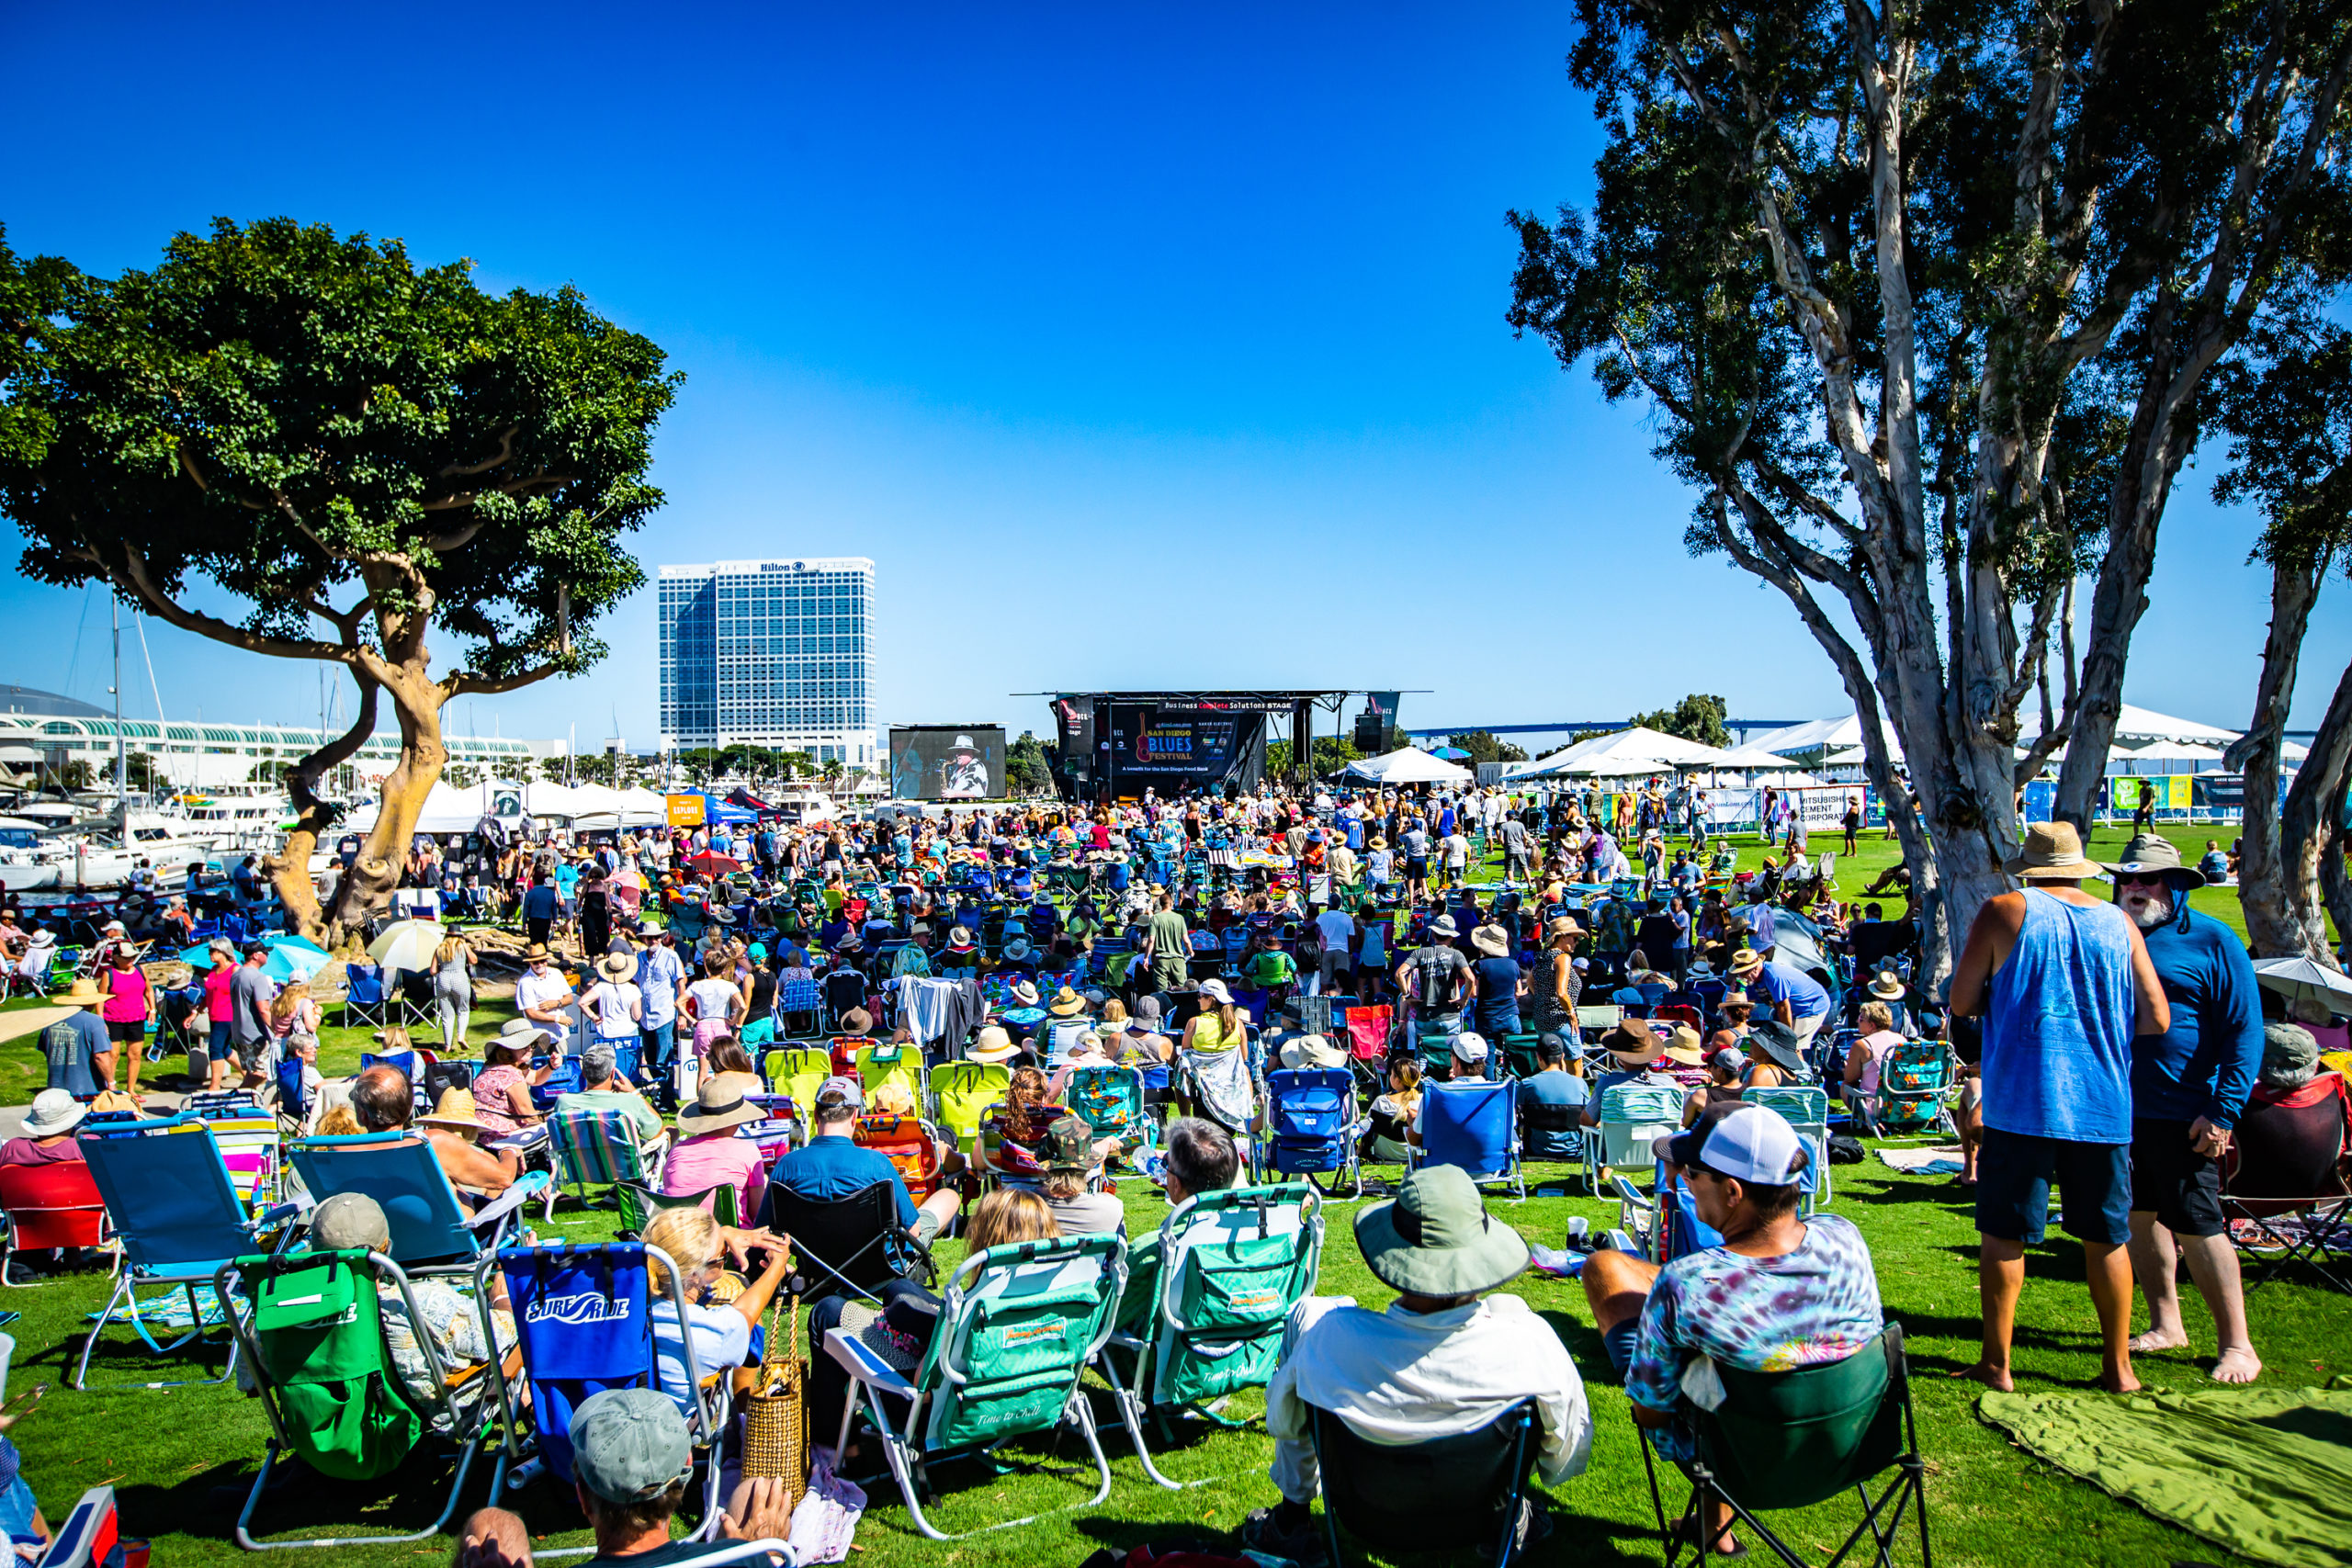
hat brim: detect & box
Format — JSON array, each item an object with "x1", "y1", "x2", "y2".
[
  {"x1": 422, "y1": 1113, "x2": 492, "y2": 1133},
  {"x1": 1470, "y1": 933, "x2": 1510, "y2": 956},
  {"x1": 2005, "y1": 852, "x2": 2101, "y2": 879},
  {"x1": 677, "y1": 1102, "x2": 768, "y2": 1134},
  {"x1": 1752, "y1": 1036, "x2": 1807, "y2": 1072},
  {"x1": 2102, "y1": 861, "x2": 2209, "y2": 888},
  {"x1": 1352, "y1": 1199, "x2": 1530, "y2": 1297},
  {"x1": 1663, "y1": 1045, "x2": 1705, "y2": 1066},
  {"x1": 24, "y1": 1107, "x2": 87, "y2": 1139},
  {"x1": 1610, "y1": 1040, "x2": 1666, "y2": 1066},
  {"x1": 968, "y1": 1043, "x2": 1020, "y2": 1064}
]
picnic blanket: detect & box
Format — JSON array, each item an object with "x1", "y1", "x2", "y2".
[
  {"x1": 1982, "y1": 1380, "x2": 2352, "y2": 1567},
  {"x1": 1875, "y1": 1145, "x2": 1965, "y2": 1175}
]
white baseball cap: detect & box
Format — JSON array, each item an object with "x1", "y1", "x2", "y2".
[
  {"x1": 1657, "y1": 1104, "x2": 1808, "y2": 1186},
  {"x1": 1452, "y1": 1032, "x2": 1489, "y2": 1063}
]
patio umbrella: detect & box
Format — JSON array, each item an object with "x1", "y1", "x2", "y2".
[
  {"x1": 2252, "y1": 956, "x2": 2352, "y2": 1012},
  {"x1": 1429, "y1": 745, "x2": 1471, "y2": 760},
  {"x1": 368, "y1": 919, "x2": 447, "y2": 973},
  {"x1": 172, "y1": 931, "x2": 334, "y2": 982},
  {"x1": 685, "y1": 852, "x2": 743, "y2": 875}
]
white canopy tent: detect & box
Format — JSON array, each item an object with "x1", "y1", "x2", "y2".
[
  {"x1": 1520, "y1": 726, "x2": 1729, "y2": 780},
  {"x1": 2109, "y1": 740, "x2": 2228, "y2": 774},
  {"x1": 1343, "y1": 747, "x2": 1475, "y2": 785}
]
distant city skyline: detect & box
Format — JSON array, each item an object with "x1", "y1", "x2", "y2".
[{"x1": 1, "y1": 3, "x2": 2341, "y2": 750}]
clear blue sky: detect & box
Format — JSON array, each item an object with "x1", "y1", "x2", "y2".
[{"x1": 1, "y1": 1, "x2": 2339, "y2": 750}]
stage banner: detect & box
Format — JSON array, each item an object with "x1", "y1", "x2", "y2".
[
  {"x1": 1050, "y1": 695, "x2": 1096, "y2": 800},
  {"x1": 1102, "y1": 702, "x2": 1267, "y2": 795},
  {"x1": 888, "y1": 726, "x2": 1006, "y2": 800},
  {"x1": 2193, "y1": 773, "x2": 2244, "y2": 820}
]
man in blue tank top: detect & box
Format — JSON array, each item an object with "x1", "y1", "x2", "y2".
[
  {"x1": 2106, "y1": 833, "x2": 2265, "y2": 1384},
  {"x1": 1949, "y1": 821, "x2": 2169, "y2": 1394}
]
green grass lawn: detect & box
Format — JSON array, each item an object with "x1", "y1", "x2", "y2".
[{"x1": 0, "y1": 829, "x2": 2337, "y2": 1564}]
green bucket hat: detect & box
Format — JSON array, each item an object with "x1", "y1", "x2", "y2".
[{"x1": 1352, "y1": 1166, "x2": 1529, "y2": 1297}]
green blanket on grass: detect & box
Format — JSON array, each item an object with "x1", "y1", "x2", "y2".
[{"x1": 1982, "y1": 1380, "x2": 2352, "y2": 1568}]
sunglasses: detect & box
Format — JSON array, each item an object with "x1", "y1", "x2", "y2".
[{"x1": 2115, "y1": 873, "x2": 2171, "y2": 889}]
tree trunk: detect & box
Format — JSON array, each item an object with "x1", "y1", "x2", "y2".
[
  {"x1": 2233, "y1": 551, "x2": 2328, "y2": 957},
  {"x1": 324, "y1": 662, "x2": 448, "y2": 937},
  {"x1": 2322, "y1": 819, "x2": 2352, "y2": 962},
  {"x1": 266, "y1": 677, "x2": 381, "y2": 943},
  {"x1": 2278, "y1": 652, "x2": 2352, "y2": 968}
]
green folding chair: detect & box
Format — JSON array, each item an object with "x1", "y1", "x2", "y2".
[
  {"x1": 1641, "y1": 1324, "x2": 1928, "y2": 1568},
  {"x1": 616, "y1": 1183, "x2": 740, "y2": 1235},
  {"x1": 763, "y1": 1046, "x2": 832, "y2": 1128},
  {"x1": 1102, "y1": 1183, "x2": 1322, "y2": 1483},
  {"x1": 854, "y1": 1042, "x2": 925, "y2": 1108},
  {"x1": 546, "y1": 1107, "x2": 666, "y2": 1213},
  {"x1": 1745, "y1": 1086, "x2": 1833, "y2": 1208},
  {"x1": 930, "y1": 1062, "x2": 1010, "y2": 1158},
  {"x1": 822, "y1": 1232, "x2": 1127, "y2": 1540},
  {"x1": 219, "y1": 1247, "x2": 515, "y2": 1551}
]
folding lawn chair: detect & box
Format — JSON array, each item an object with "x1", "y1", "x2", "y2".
[
  {"x1": 764, "y1": 1181, "x2": 935, "y2": 1304},
  {"x1": 1641, "y1": 1324, "x2": 1929, "y2": 1568},
  {"x1": 1064, "y1": 1064, "x2": 1155, "y2": 1160},
  {"x1": 929, "y1": 1062, "x2": 1010, "y2": 1160},
  {"x1": 853, "y1": 1112, "x2": 945, "y2": 1202},
  {"x1": 341, "y1": 963, "x2": 391, "y2": 1031},
  {"x1": 1872, "y1": 1039, "x2": 1957, "y2": 1138},
  {"x1": 75, "y1": 1112, "x2": 301, "y2": 1391},
  {"x1": 616, "y1": 1183, "x2": 740, "y2": 1235},
  {"x1": 763, "y1": 1047, "x2": 832, "y2": 1130},
  {"x1": 825, "y1": 1231, "x2": 1128, "y2": 1540},
  {"x1": 1258, "y1": 1068, "x2": 1365, "y2": 1196},
  {"x1": 498, "y1": 1242, "x2": 729, "y2": 1550},
  {"x1": 198, "y1": 1104, "x2": 284, "y2": 1213},
  {"x1": 1102, "y1": 1182, "x2": 1322, "y2": 1483},
  {"x1": 545, "y1": 1105, "x2": 668, "y2": 1215},
  {"x1": 1310, "y1": 1398, "x2": 1541, "y2": 1568},
  {"x1": 775, "y1": 976, "x2": 823, "y2": 1038},
  {"x1": 1745, "y1": 1086, "x2": 1833, "y2": 1207},
  {"x1": 853, "y1": 1042, "x2": 925, "y2": 1107},
  {"x1": 288, "y1": 1133, "x2": 548, "y2": 1280},
  {"x1": 1585, "y1": 1084, "x2": 1685, "y2": 1197},
  {"x1": 2222, "y1": 1070, "x2": 2352, "y2": 1293},
  {"x1": 0, "y1": 1161, "x2": 111, "y2": 1286},
  {"x1": 220, "y1": 1246, "x2": 518, "y2": 1550},
  {"x1": 1411, "y1": 1078, "x2": 1523, "y2": 1199}
]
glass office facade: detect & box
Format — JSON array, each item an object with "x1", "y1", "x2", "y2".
[{"x1": 657, "y1": 558, "x2": 876, "y2": 765}]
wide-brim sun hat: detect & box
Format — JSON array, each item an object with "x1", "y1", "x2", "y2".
[
  {"x1": 968, "y1": 1026, "x2": 1019, "y2": 1064},
  {"x1": 23, "y1": 1089, "x2": 86, "y2": 1139},
  {"x1": 1429, "y1": 916, "x2": 1459, "y2": 939},
  {"x1": 1048, "y1": 987, "x2": 1087, "y2": 1018},
  {"x1": 60, "y1": 977, "x2": 102, "y2": 1006},
  {"x1": 1547, "y1": 915, "x2": 1586, "y2": 941},
  {"x1": 1470, "y1": 924, "x2": 1512, "y2": 957},
  {"x1": 677, "y1": 1080, "x2": 766, "y2": 1134},
  {"x1": 2006, "y1": 820, "x2": 2101, "y2": 881},
  {"x1": 597, "y1": 952, "x2": 635, "y2": 981},
  {"x1": 1728, "y1": 949, "x2": 1763, "y2": 977},
  {"x1": 1867, "y1": 970, "x2": 1905, "y2": 1000},
  {"x1": 2102, "y1": 831, "x2": 2211, "y2": 889},
  {"x1": 421, "y1": 1088, "x2": 492, "y2": 1134},
  {"x1": 1747, "y1": 1020, "x2": 1808, "y2": 1074},
  {"x1": 1353, "y1": 1165, "x2": 1529, "y2": 1297},
  {"x1": 1602, "y1": 1020, "x2": 1664, "y2": 1065},
  {"x1": 1278, "y1": 1033, "x2": 1348, "y2": 1071}
]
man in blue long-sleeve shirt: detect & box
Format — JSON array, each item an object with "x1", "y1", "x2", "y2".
[{"x1": 2109, "y1": 834, "x2": 2265, "y2": 1383}]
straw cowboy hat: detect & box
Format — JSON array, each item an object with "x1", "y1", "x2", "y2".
[
  {"x1": 1727, "y1": 948, "x2": 1765, "y2": 978},
  {"x1": 1601, "y1": 1020, "x2": 1664, "y2": 1066},
  {"x1": 2103, "y1": 832, "x2": 2211, "y2": 889},
  {"x1": 1470, "y1": 924, "x2": 1512, "y2": 958},
  {"x1": 1277, "y1": 1033, "x2": 1348, "y2": 1071},
  {"x1": 596, "y1": 952, "x2": 635, "y2": 981},
  {"x1": 1353, "y1": 1166, "x2": 1529, "y2": 1297},
  {"x1": 524, "y1": 943, "x2": 552, "y2": 962},
  {"x1": 421, "y1": 1088, "x2": 492, "y2": 1134},
  {"x1": 677, "y1": 1078, "x2": 767, "y2": 1135},
  {"x1": 968, "y1": 1025, "x2": 1019, "y2": 1065},
  {"x1": 1867, "y1": 970, "x2": 1906, "y2": 1000},
  {"x1": 2005, "y1": 820, "x2": 2100, "y2": 881},
  {"x1": 1048, "y1": 987, "x2": 1087, "y2": 1019},
  {"x1": 1716, "y1": 988, "x2": 1756, "y2": 1012}
]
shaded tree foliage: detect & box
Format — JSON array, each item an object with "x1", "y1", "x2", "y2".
[
  {"x1": 1510, "y1": 0, "x2": 2352, "y2": 970},
  {"x1": 1629, "y1": 694, "x2": 1731, "y2": 749}
]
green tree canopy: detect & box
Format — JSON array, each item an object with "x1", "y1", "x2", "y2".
[
  {"x1": 1628, "y1": 695, "x2": 1730, "y2": 750},
  {"x1": 1453, "y1": 731, "x2": 1531, "y2": 765},
  {"x1": 0, "y1": 217, "x2": 677, "y2": 936}
]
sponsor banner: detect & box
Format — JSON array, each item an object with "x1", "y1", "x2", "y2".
[
  {"x1": 1102, "y1": 703, "x2": 1267, "y2": 795},
  {"x1": 665, "y1": 793, "x2": 705, "y2": 828}
]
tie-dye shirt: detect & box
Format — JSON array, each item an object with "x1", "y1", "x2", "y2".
[{"x1": 1627, "y1": 1213, "x2": 1883, "y2": 1459}]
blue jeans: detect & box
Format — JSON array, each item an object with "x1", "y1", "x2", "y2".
[{"x1": 640, "y1": 1018, "x2": 676, "y2": 1081}]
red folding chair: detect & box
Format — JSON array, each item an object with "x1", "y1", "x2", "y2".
[
  {"x1": 0, "y1": 1161, "x2": 113, "y2": 1285},
  {"x1": 1345, "y1": 1004, "x2": 1394, "y2": 1063},
  {"x1": 853, "y1": 1112, "x2": 944, "y2": 1202}
]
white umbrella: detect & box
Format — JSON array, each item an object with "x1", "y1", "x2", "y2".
[
  {"x1": 368, "y1": 919, "x2": 447, "y2": 973},
  {"x1": 2252, "y1": 956, "x2": 2352, "y2": 1012}
]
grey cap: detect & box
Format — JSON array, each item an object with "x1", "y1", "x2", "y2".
[
  {"x1": 580, "y1": 1042, "x2": 619, "y2": 1085},
  {"x1": 311, "y1": 1192, "x2": 392, "y2": 1252},
  {"x1": 571, "y1": 1387, "x2": 693, "y2": 1503},
  {"x1": 2261, "y1": 1022, "x2": 2320, "y2": 1090}
]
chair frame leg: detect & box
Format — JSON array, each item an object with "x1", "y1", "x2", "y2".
[
  {"x1": 1097, "y1": 1344, "x2": 1182, "y2": 1490},
  {"x1": 235, "y1": 1430, "x2": 504, "y2": 1551},
  {"x1": 72, "y1": 1271, "x2": 240, "y2": 1392}
]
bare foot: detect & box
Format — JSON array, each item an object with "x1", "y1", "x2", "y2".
[
  {"x1": 2098, "y1": 1366, "x2": 2142, "y2": 1394},
  {"x1": 2128, "y1": 1327, "x2": 2187, "y2": 1353},
  {"x1": 1953, "y1": 1361, "x2": 2014, "y2": 1392},
  {"x1": 2210, "y1": 1347, "x2": 2262, "y2": 1384}
]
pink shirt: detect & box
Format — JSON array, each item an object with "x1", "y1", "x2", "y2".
[
  {"x1": 204, "y1": 965, "x2": 235, "y2": 1024},
  {"x1": 662, "y1": 1132, "x2": 766, "y2": 1224},
  {"x1": 101, "y1": 965, "x2": 149, "y2": 1023}
]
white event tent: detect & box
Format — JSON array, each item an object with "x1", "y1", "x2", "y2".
[{"x1": 1344, "y1": 747, "x2": 1476, "y2": 785}]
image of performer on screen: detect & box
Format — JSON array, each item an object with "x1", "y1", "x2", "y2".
[{"x1": 939, "y1": 735, "x2": 990, "y2": 797}]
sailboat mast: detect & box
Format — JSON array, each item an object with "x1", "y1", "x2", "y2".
[{"x1": 112, "y1": 597, "x2": 127, "y2": 834}]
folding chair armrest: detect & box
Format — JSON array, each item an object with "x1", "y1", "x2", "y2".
[
  {"x1": 447, "y1": 1344, "x2": 527, "y2": 1392},
  {"x1": 822, "y1": 1324, "x2": 917, "y2": 1399},
  {"x1": 468, "y1": 1171, "x2": 550, "y2": 1232}
]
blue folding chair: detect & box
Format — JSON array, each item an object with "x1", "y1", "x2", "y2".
[
  {"x1": 1410, "y1": 1078, "x2": 1523, "y2": 1199},
  {"x1": 343, "y1": 963, "x2": 391, "y2": 1030},
  {"x1": 273, "y1": 1058, "x2": 311, "y2": 1129},
  {"x1": 74, "y1": 1113, "x2": 300, "y2": 1391},
  {"x1": 498, "y1": 1242, "x2": 726, "y2": 1549},
  {"x1": 529, "y1": 1055, "x2": 586, "y2": 1113},
  {"x1": 1259, "y1": 1068, "x2": 1366, "y2": 1196},
  {"x1": 288, "y1": 1132, "x2": 548, "y2": 1279}
]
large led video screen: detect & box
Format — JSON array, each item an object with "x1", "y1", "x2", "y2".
[{"x1": 888, "y1": 726, "x2": 1006, "y2": 800}]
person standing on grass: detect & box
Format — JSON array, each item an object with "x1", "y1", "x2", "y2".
[
  {"x1": 98, "y1": 942, "x2": 156, "y2": 1096},
  {"x1": 1949, "y1": 822, "x2": 2169, "y2": 1394},
  {"x1": 2104, "y1": 834, "x2": 2266, "y2": 1383}
]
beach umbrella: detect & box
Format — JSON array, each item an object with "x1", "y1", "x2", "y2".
[
  {"x1": 174, "y1": 931, "x2": 332, "y2": 982},
  {"x1": 1429, "y1": 745, "x2": 1471, "y2": 760},
  {"x1": 368, "y1": 919, "x2": 447, "y2": 973},
  {"x1": 2252, "y1": 956, "x2": 2352, "y2": 1011},
  {"x1": 685, "y1": 852, "x2": 743, "y2": 874}
]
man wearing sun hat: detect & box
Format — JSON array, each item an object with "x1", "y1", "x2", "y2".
[
  {"x1": 2103, "y1": 832, "x2": 2266, "y2": 1384},
  {"x1": 1243, "y1": 1165, "x2": 1590, "y2": 1562},
  {"x1": 1581, "y1": 1020, "x2": 1679, "y2": 1127},
  {"x1": 1949, "y1": 818, "x2": 2171, "y2": 1396}
]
